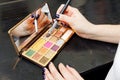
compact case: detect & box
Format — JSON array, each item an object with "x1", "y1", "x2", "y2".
[{"x1": 8, "y1": 3, "x2": 74, "y2": 67}]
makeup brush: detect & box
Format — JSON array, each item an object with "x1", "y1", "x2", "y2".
[
  {"x1": 34, "y1": 12, "x2": 39, "y2": 33},
  {"x1": 46, "y1": 0, "x2": 71, "y2": 37}
]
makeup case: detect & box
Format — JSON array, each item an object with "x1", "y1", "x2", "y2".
[{"x1": 8, "y1": 3, "x2": 74, "y2": 67}]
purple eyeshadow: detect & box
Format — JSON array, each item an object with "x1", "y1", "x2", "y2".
[{"x1": 51, "y1": 44, "x2": 59, "y2": 51}]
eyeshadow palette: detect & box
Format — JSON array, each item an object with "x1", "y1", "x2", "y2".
[
  {"x1": 22, "y1": 24, "x2": 74, "y2": 66},
  {"x1": 8, "y1": 3, "x2": 74, "y2": 67}
]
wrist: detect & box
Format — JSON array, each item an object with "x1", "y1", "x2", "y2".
[{"x1": 82, "y1": 23, "x2": 97, "y2": 39}]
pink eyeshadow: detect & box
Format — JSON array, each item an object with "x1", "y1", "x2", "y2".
[
  {"x1": 51, "y1": 44, "x2": 59, "y2": 51},
  {"x1": 44, "y1": 41, "x2": 53, "y2": 48}
]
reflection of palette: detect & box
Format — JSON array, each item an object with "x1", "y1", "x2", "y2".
[{"x1": 22, "y1": 24, "x2": 74, "y2": 67}]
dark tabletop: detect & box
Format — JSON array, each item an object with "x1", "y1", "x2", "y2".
[{"x1": 0, "y1": 0, "x2": 119, "y2": 80}]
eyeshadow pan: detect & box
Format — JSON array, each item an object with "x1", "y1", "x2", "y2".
[
  {"x1": 42, "y1": 33, "x2": 51, "y2": 40},
  {"x1": 59, "y1": 27, "x2": 67, "y2": 33},
  {"x1": 44, "y1": 41, "x2": 53, "y2": 48},
  {"x1": 55, "y1": 31, "x2": 63, "y2": 38},
  {"x1": 38, "y1": 47, "x2": 48, "y2": 55},
  {"x1": 56, "y1": 39, "x2": 65, "y2": 47},
  {"x1": 45, "y1": 50, "x2": 55, "y2": 58},
  {"x1": 61, "y1": 29, "x2": 73, "y2": 41},
  {"x1": 32, "y1": 53, "x2": 41, "y2": 60},
  {"x1": 25, "y1": 49, "x2": 35, "y2": 57},
  {"x1": 31, "y1": 38, "x2": 45, "y2": 51},
  {"x1": 32, "y1": 37, "x2": 42, "y2": 47},
  {"x1": 50, "y1": 36, "x2": 57, "y2": 42},
  {"x1": 51, "y1": 44, "x2": 59, "y2": 51},
  {"x1": 51, "y1": 29, "x2": 57, "y2": 35},
  {"x1": 42, "y1": 29, "x2": 57, "y2": 40},
  {"x1": 39, "y1": 56, "x2": 49, "y2": 65}
]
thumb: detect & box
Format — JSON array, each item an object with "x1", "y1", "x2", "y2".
[{"x1": 57, "y1": 14, "x2": 71, "y2": 24}]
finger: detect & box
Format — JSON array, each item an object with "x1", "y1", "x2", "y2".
[
  {"x1": 26, "y1": 16, "x2": 34, "y2": 24},
  {"x1": 44, "y1": 74, "x2": 49, "y2": 80},
  {"x1": 57, "y1": 4, "x2": 65, "y2": 14},
  {"x1": 38, "y1": 11, "x2": 45, "y2": 25},
  {"x1": 48, "y1": 62, "x2": 64, "y2": 80},
  {"x1": 38, "y1": 15, "x2": 48, "y2": 28},
  {"x1": 36, "y1": 8, "x2": 41, "y2": 15},
  {"x1": 44, "y1": 68, "x2": 54, "y2": 80},
  {"x1": 24, "y1": 16, "x2": 34, "y2": 31},
  {"x1": 37, "y1": 9, "x2": 51, "y2": 29},
  {"x1": 57, "y1": 14, "x2": 71, "y2": 24},
  {"x1": 58, "y1": 63, "x2": 76, "y2": 80},
  {"x1": 56, "y1": 4, "x2": 72, "y2": 14},
  {"x1": 66, "y1": 65, "x2": 84, "y2": 80},
  {"x1": 35, "y1": 8, "x2": 41, "y2": 20}
]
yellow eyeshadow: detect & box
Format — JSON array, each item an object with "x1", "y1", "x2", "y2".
[
  {"x1": 50, "y1": 36, "x2": 58, "y2": 42},
  {"x1": 31, "y1": 38, "x2": 45, "y2": 51}
]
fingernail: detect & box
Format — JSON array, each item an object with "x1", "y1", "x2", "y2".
[
  {"x1": 64, "y1": 24, "x2": 69, "y2": 27},
  {"x1": 42, "y1": 68, "x2": 45, "y2": 72},
  {"x1": 31, "y1": 14, "x2": 35, "y2": 18},
  {"x1": 33, "y1": 22, "x2": 35, "y2": 25},
  {"x1": 56, "y1": 14, "x2": 60, "y2": 18},
  {"x1": 66, "y1": 64, "x2": 72, "y2": 68},
  {"x1": 42, "y1": 74, "x2": 46, "y2": 80},
  {"x1": 42, "y1": 68, "x2": 45, "y2": 79},
  {"x1": 41, "y1": 68, "x2": 44, "y2": 75},
  {"x1": 31, "y1": 14, "x2": 39, "y2": 20},
  {"x1": 42, "y1": 74, "x2": 45, "y2": 80},
  {"x1": 36, "y1": 14, "x2": 40, "y2": 20},
  {"x1": 61, "y1": 22, "x2": 65, "y2": 26}
]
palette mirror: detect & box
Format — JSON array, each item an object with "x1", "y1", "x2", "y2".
[
  {"x1": 8, "y1": 3, "x2": 52, "y2": 54},
  {"x1": 8, "y1": 3, "x2": 74, "y2": 67}
]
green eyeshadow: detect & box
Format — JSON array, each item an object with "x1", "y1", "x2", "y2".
[{"x1": 25, "y1": 49, "x2": 35, "y2": 57}]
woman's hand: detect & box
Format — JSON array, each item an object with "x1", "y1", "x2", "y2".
[
  {"x1": 12, "y1": 8, "x2": 50, "y2": 37},
  {"x1": 44, "y1": 62, "x2": 84, "y2": 80},
  {"x1": 56, "y1": 4, "x2": 94, "y2": 39}
]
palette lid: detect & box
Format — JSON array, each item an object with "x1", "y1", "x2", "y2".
[{"x1": 8, "y1": 3, "x2": 52, "y2": 55}]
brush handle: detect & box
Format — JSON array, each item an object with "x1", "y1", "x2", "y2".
[
  {"x1": 59, "y1": 0, "x2": 71, "y2": 14},
  {"x1": 47, "y1": 0, "x2": 71, "y2": 37}
]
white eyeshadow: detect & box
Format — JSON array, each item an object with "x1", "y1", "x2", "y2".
[
  {"x1": 61, "y1": 30, "x2": 73, "y2": 41},
  {"x1": 56, "y1": 39, "x2": 65, "y2": 46}
]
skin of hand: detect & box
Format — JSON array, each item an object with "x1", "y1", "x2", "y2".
[
  {"x1": 57, "y1": 4, "x2": 120, "y2": 43},
  {"x1": 12, "y1": 9, "x2": 50, "y2": 37},
  {"x1": 44, "y1": 62, "x2": 84, "y2": 80},
  {"x1": 56, "y1": 4, "x2": 94, "y2": 39},
  {"x1": 44, "y1": 4, "x2": 120, "y2": 80}
]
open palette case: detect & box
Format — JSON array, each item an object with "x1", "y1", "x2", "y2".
[{"x1": 8, "y1": 3, "x2": 74, "y2": 67}]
